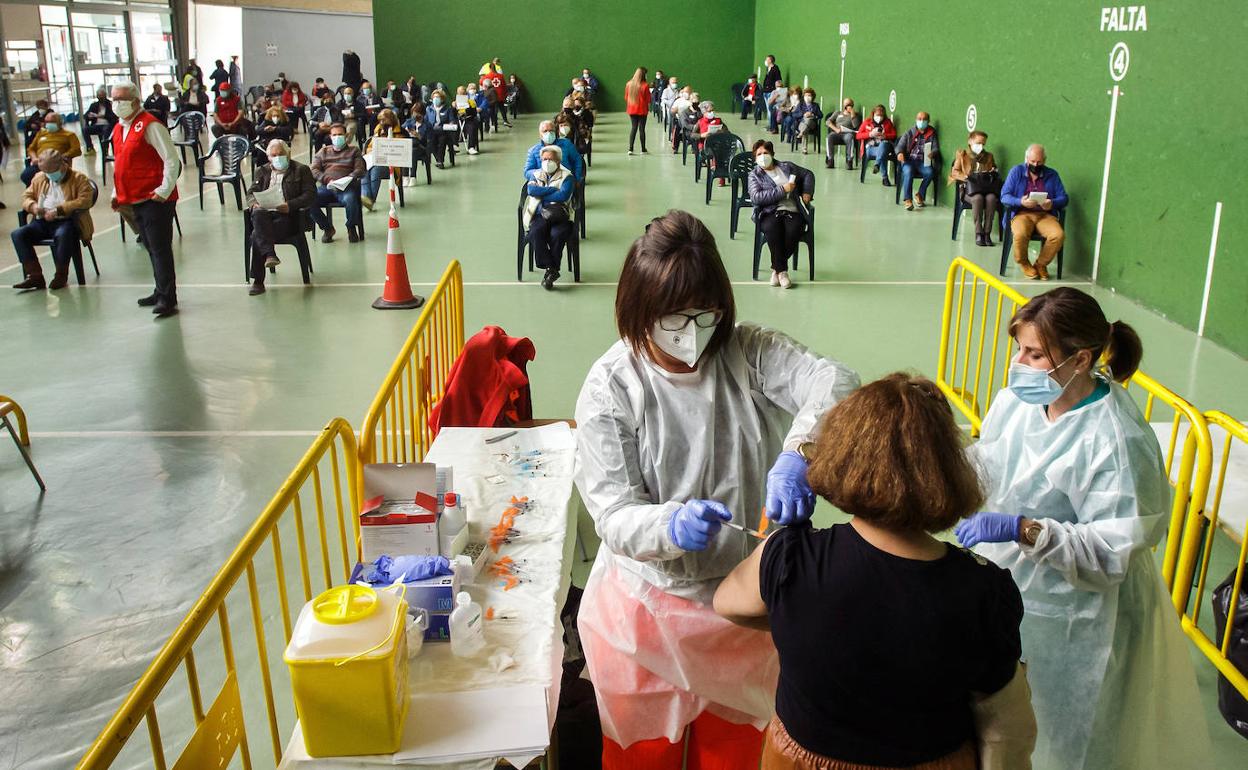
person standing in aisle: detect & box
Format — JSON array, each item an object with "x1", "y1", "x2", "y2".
[
  {"x1": 625, "y1": 67, "x2": 651, "y2": 155},
  {"x1": 228, "y1": 55, "x2": 243, "y2": 94},
  {"x1": 762, "y1": 55, "x2": 781, "y2": 132},
  {"x1": 109, "y1": 81, "x2": 182, "y2": 318}
]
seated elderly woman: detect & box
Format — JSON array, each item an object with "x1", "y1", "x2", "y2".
[
  {"x1": 402, "y1": 103, "x2": 431, "y2": 187},
  {"x1": 747, "y1": 140, "x2": 814, "y2": 289},
  {"x1": 311, "y1": 94, "x2": 343, "y2": 151},
  {"x1": 11, "y1": 150, "x2": 96, "y2": 291},
  {"x1": 713, "y1": 373, "x2": 1036, "y2": 770},
  {"x1": 360, "y1": 108, "x2": 403, "y2": 209},
  {"x1": 257, "y1": 105, "x2": 294, "y2": 144},
  {"x1": 522, "y1": 144, "x2": 575, "y2": 291}
]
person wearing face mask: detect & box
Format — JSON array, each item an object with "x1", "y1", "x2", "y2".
[
  {"x1": 793, "y1": 88, "x2": 822, "y2": 154},
  {"x1": 337, "y1": 87, "x2": 360, "y2": 145},
  {"x1": 580, "y1": 68, "x2": 599, "y2": 94},
  {"x1": 144, "y1": 83, "x2": 171, "y2": 125},
  {"x1": 179, "y1": 78, "x2": 209, "y2": 117},
  {"x1": 855, "y1": 104, "x2": 898, "y2": 186},
  {"x1": 311, "y1": 96, "x2": 344, "y2": 152},
  {"x1": 695, "y1": 103, "x2": 726, "y2": 181},
  {"x1": 82, "y1": 88, "x2": 119, "y2": 156},
  {"x1": 764, "y1": 80, "x2": 786, "y2": 134},
  {"x1": 257, "y1": 106, "x2": 294, "y2": 146},
  {"x1": 669, "y1": 87, "x2": 695, "y2": 150},
  {"x1": 650, "y1": 70, "x2": 666, "y2": 115},
  {"x1": 625, "y1": 67, "x2": 651, "y2": 155},
  {"x1": 524, "y1": 120, "x2": 583, "y2": 181},
  {"x1": 948, "y1": 130, "x2": 1001, "y2": 247},
  {"x1": 309, "y1": 123, "x2": 366, "y2": 243},
  {"x1": 569, "y1": 97, "x2": 594, "y2": 157},
  {"x1": 504, "y1": 74, "x2": 521, "y2": 122},
  {"x1": 479, "y1": 65, "x2": 507, "y2": 130},
  {"x1": 566, "y1": 78, "x2": 588, "y2": 99},
  {"x1": 740, "y1": 74, "x2": 761, "y2": 120},
  {"x1": 425, "y1": 89, "x2": 456, "y2": 168},
  {"x1": 11, "y1": 150, "x2": 96, "y2": 291},
  {"x1": 575, "y1": 210, "x2": 859, "y2": 770},
  {"x1": 361, "y1": 108, "x2": 403, "y2": 208},
  {"x1": 455, "y1": 85, "x2": 482, "y2": 156},
  {"x1": 895, "y1": 111, "x2": 940, "y2": 211},
  {"x1": 108, "y1": 81, "x2": 183, "y2": 318},
  {"x1": 748, "y1": 140, "x2": 814, "y2": 289},
  {"x1": 22, "y1": 113, "x2": 82, "y2": 186},
  {"x1": 1000, "y1": 144, "x2": 1068, "y2": 280},
  {"x1": 824, "y1": 98, "x2": 860, "y2": 169},
  {"x1": 956, "y1": 288, "x2": 1212, "y2": 770},
  {"x1": 661, "y1": 77, "x2": 681, "y2": 130},
  {"x1": 245, "y1": 139, "x2": 317, "y2": 295},
  {"x1": 401, "y1": 103, "x2": 431, "y2": 187},
  {"x1": 312, "y1": 78, "x2": 333, "y2": 102},
  {"x1": 209, "y1": 59, "x2": 229, "y2": 97},
  {"x1": 282, "y1": 81, "x2": 309, "y2": 133},
  {"x1": 211, "y1": 84, "x2": 251, "y2": 138},
  {"x1": 522, "y1": 145, "x2": 576, "y2": 290},
  {"x1": 355, "y1": 80, "x2": 385, "y2": 144}
]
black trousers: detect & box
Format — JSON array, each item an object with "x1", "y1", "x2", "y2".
[
  {"x1": 967, "y1": 192, "x2": 1000, "y2": 235},
  {"x1": 430, "y1": 129, "x2": 451, "y2": 163},
  {"x1": 134, "y1": 199, "x2": 177, "y2": 306},
  {"x1": 759, "y1": 211, "x2": 803, "y2": 273},
  {"x1": 463, "y1": 118, "x2": 480, "y2": 150},
  {"x1": 628, "y1": 114, "x2": 647, "y2": 151},
  {"x1": 250, "y1": 208, "x2": 298, "y2": 283},
  {"x1": 827, "y1": 131, "x2": 855, "y2": 163},
  {"x1": 528, "y1": 215, "x2": 573, "y2": 271}
]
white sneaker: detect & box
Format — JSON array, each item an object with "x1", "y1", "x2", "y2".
[
  {"x1": 778, "y1": 272, "x2": 793, "y2": 289},
  {"x1": 467, "y1": 148, "x2": 478, "y2": 155},
  {"x1": 403, "y1": 177, "x2": 416, "y2": 187},
  {"x1": 769, "y1": 270, "x2": 780, "y2": 287}
]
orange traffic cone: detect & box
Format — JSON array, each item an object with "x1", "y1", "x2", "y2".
[{"x1": 372, "y1": 187, "x2": 425, "y2": 310}]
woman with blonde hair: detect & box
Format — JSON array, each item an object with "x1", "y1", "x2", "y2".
[{"x1": 624, "y1": 67, "x2": 651, "y2": 155}]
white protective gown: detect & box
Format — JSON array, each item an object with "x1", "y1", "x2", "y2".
[
  {"x1": 575, "y1": 323, "x2": 859, "y2": 746},
  {"x1": 972, "y1": 383, "x2": 1212, "y2": 770}
]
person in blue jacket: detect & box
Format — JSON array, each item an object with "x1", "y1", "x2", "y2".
[
  {"x1": 523, "y1": 144, "x2": 576, "y2": 290},
  {"x1": 424, "y1": 90, "x2": 456, "y2": 168},
  {"x1": 1000, "y1": 144, "x2": 1068, "y2": 280},
  {"x1": 524, "y1": 119, "x2": 584, "y2": 181},
  {"x1": 402, "y1": 104, "x2": 431, "y2": 185}
]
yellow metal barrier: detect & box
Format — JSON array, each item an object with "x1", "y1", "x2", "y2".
[
  {"x1": 79, "y1": 419, "x2": 361, "y2": 769},
  {"x1": 359, "y1": 260, "x2": 465, "y2": 467},
  {"x1": 0, "y1": 394, "x2": 32, "y2": 444},
  {"x1": 934, "y1": 257, "x2": 1212, "y2": 612},
  {"x1": 1176, "y1": 411, "x2": 1248, "y2": 700}
]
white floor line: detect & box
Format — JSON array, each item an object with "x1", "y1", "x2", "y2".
[
  {"x1": 28, "y1": 429, "x2": 323, "y2": 439},
  {"x1": 34, "y1": 278, "x2": 1094, "y2": 290}
]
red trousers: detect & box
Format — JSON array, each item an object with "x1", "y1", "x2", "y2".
[{"x1": 602, "y1": 711, "x2": 765, "y2": 770}]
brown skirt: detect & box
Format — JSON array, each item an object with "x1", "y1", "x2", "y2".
[{"x1": 762, "y1": 717, "x2": 978, "y2": 770}]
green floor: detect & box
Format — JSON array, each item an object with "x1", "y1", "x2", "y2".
[{"x1": 1, "y1": 113, "x2": 1246, "y2": 767}]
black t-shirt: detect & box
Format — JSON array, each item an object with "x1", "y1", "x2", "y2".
[{"x1": 759, "y1": 522, "x2": 1023, "y2": 766}]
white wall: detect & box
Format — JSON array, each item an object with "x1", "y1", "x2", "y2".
[
  {"x1": 239, "y1": 8, "x2": 375, "y2": 92},
  {"x1": 192, "y1": 3, "x2": 242, "y2": 84}
]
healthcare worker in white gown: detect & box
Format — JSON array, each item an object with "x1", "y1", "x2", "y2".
[
  {"x1": 574, "y1": 211, "x2": 859, "y2": 770},
  {"x1": 956, "y1": 287, "x2": 1212, "y2": 770}
]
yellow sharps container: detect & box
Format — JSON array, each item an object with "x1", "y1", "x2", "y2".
[{"x1": 284, "y1": 584, "x2": 410, "y2": 756}]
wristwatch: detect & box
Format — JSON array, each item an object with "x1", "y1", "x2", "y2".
[
  {"x1": 796, "y1": 441, "x2": 817, "y2": 463},
  {"x1": 1020, "y1": 519, "x2": 1043, "y2": 547}
]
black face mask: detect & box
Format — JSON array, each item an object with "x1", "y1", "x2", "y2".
[{"x1": 1028, "y1": 163, "x2": 1045, "y2": 174}]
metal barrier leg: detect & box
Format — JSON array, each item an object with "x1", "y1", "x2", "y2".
[{"x1": 3, "y1": 414, "x2": 46, "y2": 491}]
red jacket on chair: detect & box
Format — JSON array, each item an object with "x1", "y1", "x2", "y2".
[{"x1": 429, "y1": 326, "x2": 536, "y2": 437}]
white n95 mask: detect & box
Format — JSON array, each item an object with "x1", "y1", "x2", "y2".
[{"x1": 651, "y1": 310, "x2": 719, "y2": 368}]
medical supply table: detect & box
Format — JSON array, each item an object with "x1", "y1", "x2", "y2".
[{"x1": 279, "y1": 424, "x2": 579, "y2": 769}]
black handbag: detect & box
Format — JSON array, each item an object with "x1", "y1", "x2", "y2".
[
  {"x1": 966, "y1": 169, "x2": 1002, "y2": 196},
  {"x1": 539, "y1": 200, "x2": 570, "y2": 224}
]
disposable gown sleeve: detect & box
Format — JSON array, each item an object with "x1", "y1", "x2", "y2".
[
  {"x1": 739, "y1": 324, "x2": 861, "y2": 450},
  {"x1": 1021, "y1": 430, "x2": 1170, "y2": 592},
  {"x1": 574, "y1": 372, "x2": 684, "y2": 563}
]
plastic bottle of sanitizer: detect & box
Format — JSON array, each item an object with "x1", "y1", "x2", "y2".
[{"x1": 449, "y1": 591, "x2": 486, "y2": 658}]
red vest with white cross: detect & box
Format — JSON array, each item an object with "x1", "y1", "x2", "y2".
[{"x1": 111, "y1": 111, "x2": 178, "y2": 205}]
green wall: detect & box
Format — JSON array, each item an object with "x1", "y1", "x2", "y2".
[
  {"x1": 755, "y1": 0, "x2": 1247, "y2": 358},
  {"x1": 372, "y1": 0, "x2": 756, "y2": 114}
]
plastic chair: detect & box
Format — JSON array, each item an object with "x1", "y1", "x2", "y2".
[
  {"x1": 790, "y1": 116, "x2": 822, "y2": 155},
  {"x1": 101, "y1": 136, "x2": 115, "y2": 182},
  {"x1": 727, "y1": 151, "x2": 755, "y2": 239},
  {"x1": 729, "y1": 82, "x2": 745, "y2": 115},
  {"x1": 310, "y1": 180, "x2": 367, "y2": 240},
  {"x1": 243, "y1": 207, "x2": 314, "y2": 284},
  {"x1": 16, "y1": 179, "x2": 101, "y2": 286},
  {"x1": 171, "y1": 111, "x2": 205, "y2": 164},
  {"x1": 752, "y1": 204, "x2": 816, "y2": 281},
  {"x1": 701, "y1": 133, "x2": 743, "y2": 204},
  {"x1": 951, "y1": 180, "x2": 1004, "y2": 241},
  {"x1": 0, "y1": 396, "x2": 46, "y2": 491},
  {"x1": 1000, "y1": 205, "x2": 1066, "y2": 278},
  {"x1": 515, "y1": 182, "x2": 580, "y2": 282},
  {"x1": 197, "y1": 134, "x2": 250, "y2": 210}
]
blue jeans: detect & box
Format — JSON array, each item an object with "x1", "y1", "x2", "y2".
[
  {"x1": 900, "y1": 161, "x2": 936, "y2": 202},
  {"x1": 361, "y1": 166, "x2": 387, "y2": 200},
  {"x1": 864, "y1": 141, "x2": 894, "y2": 182},
  {"x1": 12, "y1": 217, "x2": 77, "y2": 269},
  {"x1": 308, "y1": 184, "x2": 362, "y2": 230}
]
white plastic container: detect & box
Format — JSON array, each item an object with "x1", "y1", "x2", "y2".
[{"x1": 449, "y1": 591, "x2": 486, "y2": 658}]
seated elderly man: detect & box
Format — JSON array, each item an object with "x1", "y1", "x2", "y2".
[
  {"x1": 523, "y1": 144, "x2": 576, "y2": 291},
  {"x1": 245, "y1": 139, "x2": 317, "y2": 295},
  {"x1": 1000, "y1": 143, "x2": 1068, "y2": 280},
  {"x1": 144, "y1": 83, "x2": 171, "y2": 124},
  {"x1": 308, "y1": 123, "x2": 366, "y2": 243},
  {"x1": 895, "y1": 110, "x2": 940, "y2": 210},
  {"x1": 824, "y1": 98, "x2": 860, "y2": 168},
  {"x1": 524, "y1": 119, "x2": 583, "y2": 181},
  {"x1": 11, "y1": 150, "x2": 95, "y2": 291},
  {"x1": 22, "y1": 112, "x2": 82, "y2": 185}
]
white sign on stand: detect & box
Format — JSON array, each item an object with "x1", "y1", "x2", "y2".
[{"x1": 371, "y1": 137, "x2": 412, "y2": 168}]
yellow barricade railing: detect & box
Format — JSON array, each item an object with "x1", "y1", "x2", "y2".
[
  {"x1": 79, "y1": 419, "x2": 361, "y2": 769},
  {"x1": 359, "y1": 260, "x2": 465, "y2": 467},
  {"x1": 0, "y1": 394, "x2": 32, "y2": 444},
  {"x1": 935, "y1": 257, "x2": 1212, "y2": 613},
  {"x1": 1176, "y1": 411, "x2": 1248, "y2": 700}
]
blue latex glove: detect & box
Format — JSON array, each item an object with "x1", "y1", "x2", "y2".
[
  {"x1": 954, "y1": 512, "x2": 1023, "y2": 549},
  {"x1": 365, "y1": 554, "x2": 452, "y2": 583},
  {"x1": 668, "y1": 500, "x2": 733, "y2": 552},
  {"x1": 765, "y1": 451, "x2": 816, "y2": 526}
]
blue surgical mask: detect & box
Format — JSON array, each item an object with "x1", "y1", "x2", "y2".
[
  {"x1": 45, "y1": 123, "x2": 60, "y2": 133},
  {"x1": 331, "y1": 135, "x2": 347, "y2": 149},
  {"x1": 47, "y1": 170, "x2": 65, "y2": 183},
  {"x1": 271, "y1": 155, "x2": 289, "y2": 171},
  {"x1": 1007, "y1": 354, "x2": 1077, "y2": 405},
  {"x1": 916, "y1": 119, "x2": 928, "y2": 129},
  {"x1": 432, "y1": 97, "x2": 443, "y2": 106}
]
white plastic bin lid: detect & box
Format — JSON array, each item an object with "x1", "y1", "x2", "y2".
[{"x1": 284, "y1": 585, "x2": 406, "y2": 662}]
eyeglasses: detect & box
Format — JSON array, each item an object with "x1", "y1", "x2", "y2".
[{"x1": 659, "y1": 310, "x2": 723, "y2": 332}]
